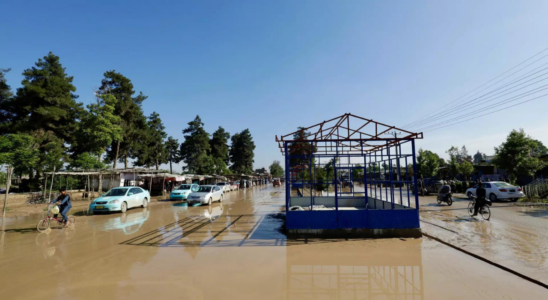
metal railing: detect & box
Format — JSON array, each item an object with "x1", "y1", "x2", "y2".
[{"x1": 522, "y1": 178, "x2": 548, "y2": 199}]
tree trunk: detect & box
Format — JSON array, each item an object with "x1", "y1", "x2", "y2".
[
  {"x1": 48, "y1": 166, "x2": 56, "y2": 203},
  {"x1": 43, "y1": 172, "x2": 48, "y2": 199},
  {"x1": 170, "y1": 160, "x2": 173, "y2": 174},
  {"x1": 156, "y1": 161, "x2": 159, "y2": 170},
  {"x1": 124, "y1": 156, "x2": 128, "y2": 169},
  {"x1": 2, "y1": 167, "x2": 14, "y2": 219},
  {"x1": 113, "y1": 141, "x2": 121, "y2": 169},
  {"x1": 98, "y1": 171, "x2": 103, "y2": 194}
]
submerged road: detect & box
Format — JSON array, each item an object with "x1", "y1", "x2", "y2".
[
  {"x1": 0, "y1": 186, "x2": 547, "y2": 299},
  {"x1": 419, "y1": 194, "x2": 548, "y2": 285}
]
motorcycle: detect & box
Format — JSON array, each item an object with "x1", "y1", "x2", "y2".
[{"x1": 437, "y1": 192, "x2": 453, "y2": 206}]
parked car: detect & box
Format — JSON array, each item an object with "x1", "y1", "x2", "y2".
[
  {"x1": 215, "y1": 182, "x2": 231, "y2": 193},
  {"x1": 273, "y1": 178, "x2": 281, "y2": 187},
  {"x1": 89, "y1": 186, "x2": 150, "y2": 213},
  {"x1": 466, "y1": 181, "x2": 524, "y2": 202},
  {"x1": 0, "y1": 188, "x2": 6, "y2": 194},
  {"x1": 187, "y1": 185, "x2": 223, "y2": 206},
  {"x1": 170, "y1": 184, "x2": 199, "y2": 200}
]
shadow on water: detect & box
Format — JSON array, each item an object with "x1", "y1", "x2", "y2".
[
  {"x1": 518, "y1": 208, "x2": 548, "y2": 218},
  {"x1": 120, "y1": 212, "x2": 407, "y2": 248}
]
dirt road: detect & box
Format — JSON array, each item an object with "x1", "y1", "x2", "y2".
[
  {"x1": 1, "y1": 186, "x2": 546, "y2": 299},
  {"x1": 419, "y1": 194, "x2": 548, "y2": 285}
]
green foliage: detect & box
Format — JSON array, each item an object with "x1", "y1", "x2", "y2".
[
  {"x1": 352, "y1": 164, "x2": 364, "y2": 181},
  {"x1": 0, "y1": 134, "x2": 39, "y2": 173},
  {"x1": 269, "y1": 160, "x2": 284, "y2": 177},
  {"x1": 492, "y1": 129, "x2": 548, "y2": 179},
  {"x1": 134, "y1": 112, "x2": 168, "y2": 170},
  {"x1": 70, "y1": 153, "x2": 105, "y2": 170},
  {"x1": 458, "y1": 161, "x2": 474, "y2": 179},
  {"x1": 76, "y1": 94, "x2": 122, "y2": 158},
  {"x1": 9, "y1": 52, "x2": 82, "y2": 144},
  {"x1": 180, "y1": 115, "x2": 211, "y2": 173},
  {"x1": 0, "y1": 170, "x2": 6, "y2": 187},
  {"x1": 314, "y1": 167, "x2": 327, "y2": 191},
  {"x1": 417, "y1": 149, "x2": 439, "y2": 177},
  {"x1": 210, "y1": 127, "x2": 230, "y2": 165},
  {"x1": 0, "y1": 68, "x2": 13, "y2": 133},
  {"x1": 32, "y1": 130, "x2": 65, "y2": 172},
  {"x1": 98, "y1": 70, "x2": 147, "y2": 168},
  {"x1": 229, "y1": 129, "x2": 256, "y2": 174},
  {"x1": 165, "y1": 136, "x2": 181, "y2": 173}
]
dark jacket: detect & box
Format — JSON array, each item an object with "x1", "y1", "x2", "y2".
[
  {"x1": 54, "y1": 194, "x2": 72, "y2": 208},
  {"x1": 476, "y1": 185, "x2": 486, "y2": 199}
]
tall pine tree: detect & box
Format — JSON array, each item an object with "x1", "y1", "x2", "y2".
[
  {"x1": 134, "y1": 112, "x2": 168, "y2": 170},
  {"x1": 229, "y1": 129, "x2": 255, "y2": 174},
  {"x1": 180, "y1": 116, "x2": 210, "y2": 174},
  {"x1": 165, "y1": 136, "x2": 181, "y2": 174},
  {"x1": 0, "y1": 68, "x2": 13, "y2": 134},
  {"x1": 210, "y1": 126, "x2": 230, "y2": 164},
  {"x1": 9, "y1": 52, "x2": 83, "y2": 144},
  {"x1": 98, "y1": 71, "x2": 147, "y2": 169}
]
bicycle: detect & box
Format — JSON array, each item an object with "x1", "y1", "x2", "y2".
[
  {"x1": 467, "y1": 198, "x2": 491, "y2": 220},
  {"x1": 36, "y1": 204, "x2": 76, "y2": 232}
]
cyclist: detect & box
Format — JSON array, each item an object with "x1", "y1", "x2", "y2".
[
  {"x1": 472, "y1": 181, "x2": 486, "y2": 217},
  {"x1": 50, "y1": 189, "x2": 72, "y2": 227}
]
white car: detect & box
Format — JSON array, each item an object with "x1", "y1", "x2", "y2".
[
  {"x1": 215, "y1": 182, "x2": 231, "y2": 193},
  {"x1": 465, "y1": 181, "x2": 524, "y2": 202},
  {"x1": 187, "y1": 185, "x2": 224, "y2": 205}
]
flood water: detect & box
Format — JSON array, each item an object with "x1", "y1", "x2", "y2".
[{"x1": 1, "y1": 186, "x2": 546, "y2": 299}]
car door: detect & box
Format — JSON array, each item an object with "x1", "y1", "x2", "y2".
[
  {"x1": 214, "y1": 186, "x2": 221, "y2": 201},
  {"x1": 483, "y1": 183, "x2": 493, "y2": 198},
  {"x1": 129, "y1": 188, "x2": 140, "y2": 207}
]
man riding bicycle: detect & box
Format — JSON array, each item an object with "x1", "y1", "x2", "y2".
[
  {"x1": 50, "y1": 189, "x2": 72, "y2": 227},
  {"x1": 472, "y1": 181, "x2": 486, "y2": 216}
]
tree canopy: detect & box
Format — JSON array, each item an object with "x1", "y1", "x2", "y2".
[
  {"x1": 165, "y1": 136, "x2": 181, "y2": 174},
  {"x1": 417, "y1": 149, "x2": 439, "y2": 178},
  {"x1": 9, "y1": 52, "x2": 82, "y2": 144},
  {"x1": 180, "y1": 115, "x2": 211, "y2": 174},
  {"x1": 229, "y1": 129, "x2": 256, "y2": 174},
  {"x1": 492, "y1": 129, "x2": 547, "y2": 179},
  {"x1": 210, "y1": 127, "x2": 230, "y2": 164},
  {"x1": 269, "y1": 160, "x2": 284, "y2": 177}
]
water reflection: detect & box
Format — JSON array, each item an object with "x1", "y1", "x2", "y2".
[
  {"x1": 285, "y1": 240, "x2": 424, "y2": 300},
  {"x1": 97, "y1": 208, "x2": 150, "y2": 235}
]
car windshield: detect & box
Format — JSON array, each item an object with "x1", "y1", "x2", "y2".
[
  {"x1": 104, "y1": 188, "x2": 128, "y2": 197},
  {"x1": 197, "y1": 186, "x2": 212, "y2": 193},
  {"x1": 494, "y1": 182, "x2": 513, "y2": 187},
  {"x1": 177, "y1": 185, "x2": 191, "y2": 190},
  {"x1": 216, "y1": 183, "x2": 225, "y2": 185}
]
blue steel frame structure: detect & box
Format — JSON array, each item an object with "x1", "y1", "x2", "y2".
[{"x1": 276, "y1": 113, "x2": 424, "y2": 230}]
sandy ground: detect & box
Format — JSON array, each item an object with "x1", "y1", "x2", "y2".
[
  {"x1": 419, "y1": 194, "x2": 548, "y2": 285},
  {"x1": 1, "y1": 186, "x2": 547, "y2": 299}
]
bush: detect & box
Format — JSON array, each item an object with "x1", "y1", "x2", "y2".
[{"x1": 455, "y1": 181, "x2": 463, "y2": 193}]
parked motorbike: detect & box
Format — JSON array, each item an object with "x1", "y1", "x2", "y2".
[{"x1": 437, "y1": 192, "x2": 453, "y2": 206}]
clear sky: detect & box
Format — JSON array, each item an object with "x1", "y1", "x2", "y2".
[{"x1": 2, "y1": 0, "x2": 548, "y2": 172}]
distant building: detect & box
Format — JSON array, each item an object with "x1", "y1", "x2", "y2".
[{"x1": 255, "y1": 168, "x2": 269, "y2": 175}]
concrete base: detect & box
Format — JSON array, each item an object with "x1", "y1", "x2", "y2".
[{"x1": 287, "y1": 228, "x2": 422, "y2": 239}]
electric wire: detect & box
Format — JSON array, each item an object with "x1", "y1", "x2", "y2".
[{"x1": 402, "y1": 47, "x2": 548, "y2": 128}]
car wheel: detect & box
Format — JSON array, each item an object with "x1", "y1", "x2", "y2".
[
  {"x1": 511, "y1": 198, "x2": 518, "y2": 202},
  {"x1": 489, "y1": 193, "x2": 498, "y2": 202},
  {"x1": 467, "y1": 192, "x2": 474, "y2": 199},
  {"x1": 121, "y1": 201, "x2": 127, "y2": 213},
  {"x1": 208, "y1": 198, "x2": 212, "y2": 206},
  {"x1": 142, "y1": 198, "x2": 148, "y2": 208}
]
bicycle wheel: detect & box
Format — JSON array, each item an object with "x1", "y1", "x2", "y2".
[
  {"x1": 37, "y1": 219, "x2": 50, "y2": 232},
  {"x1": 467, "y1": 202, "x2": 474, "y2": 217},
  {"x1": 480, "y1": 206, "x2": 491, "y2": 220}
]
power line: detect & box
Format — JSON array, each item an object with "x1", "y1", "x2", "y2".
[
  {"x1": 419, "y1": 93, "x2": 548, "y2": 132},
  {"x1": 408, "y1": 70, "x2": 548, "y2": 129},
  {"x1": 402, "y1": 47, "x2": 548, "y2": 128},
  {"x1": 415, "y1": 85, "x2": 548, "y2": 132}
]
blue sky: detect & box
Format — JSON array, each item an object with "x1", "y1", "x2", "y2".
[{"x1": 2, "y1": 1, "x2": 548, "y2": 171}]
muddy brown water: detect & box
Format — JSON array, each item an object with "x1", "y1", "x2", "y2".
[{"x1": 1, "y1": 186, "x2": 546, "y2": 299}]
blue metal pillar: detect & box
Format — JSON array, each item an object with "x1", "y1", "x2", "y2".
[
  {"x1": 411, "y1": 139, "x2": 420, "y2": 210},
  {"x1": 387, "y1": 141, "x2": 394, "y2": 210},
  {"x1": 284, "y1": 142, "x2": 290, "y2": 212},
  {"x1": 397, "y1": 142, "x2": 403, "y2": 207},
  {"x1": 310, "y1": 141, "x2": 313, "y2": 210}
]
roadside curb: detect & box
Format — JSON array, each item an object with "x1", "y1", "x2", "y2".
[{"x1": 514, "y1": 202, "x2": 548, "y2": 207}]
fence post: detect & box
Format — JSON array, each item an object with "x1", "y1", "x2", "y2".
[{"x1": 2, "y1": 166, "x2": 14, "y2": 219}]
